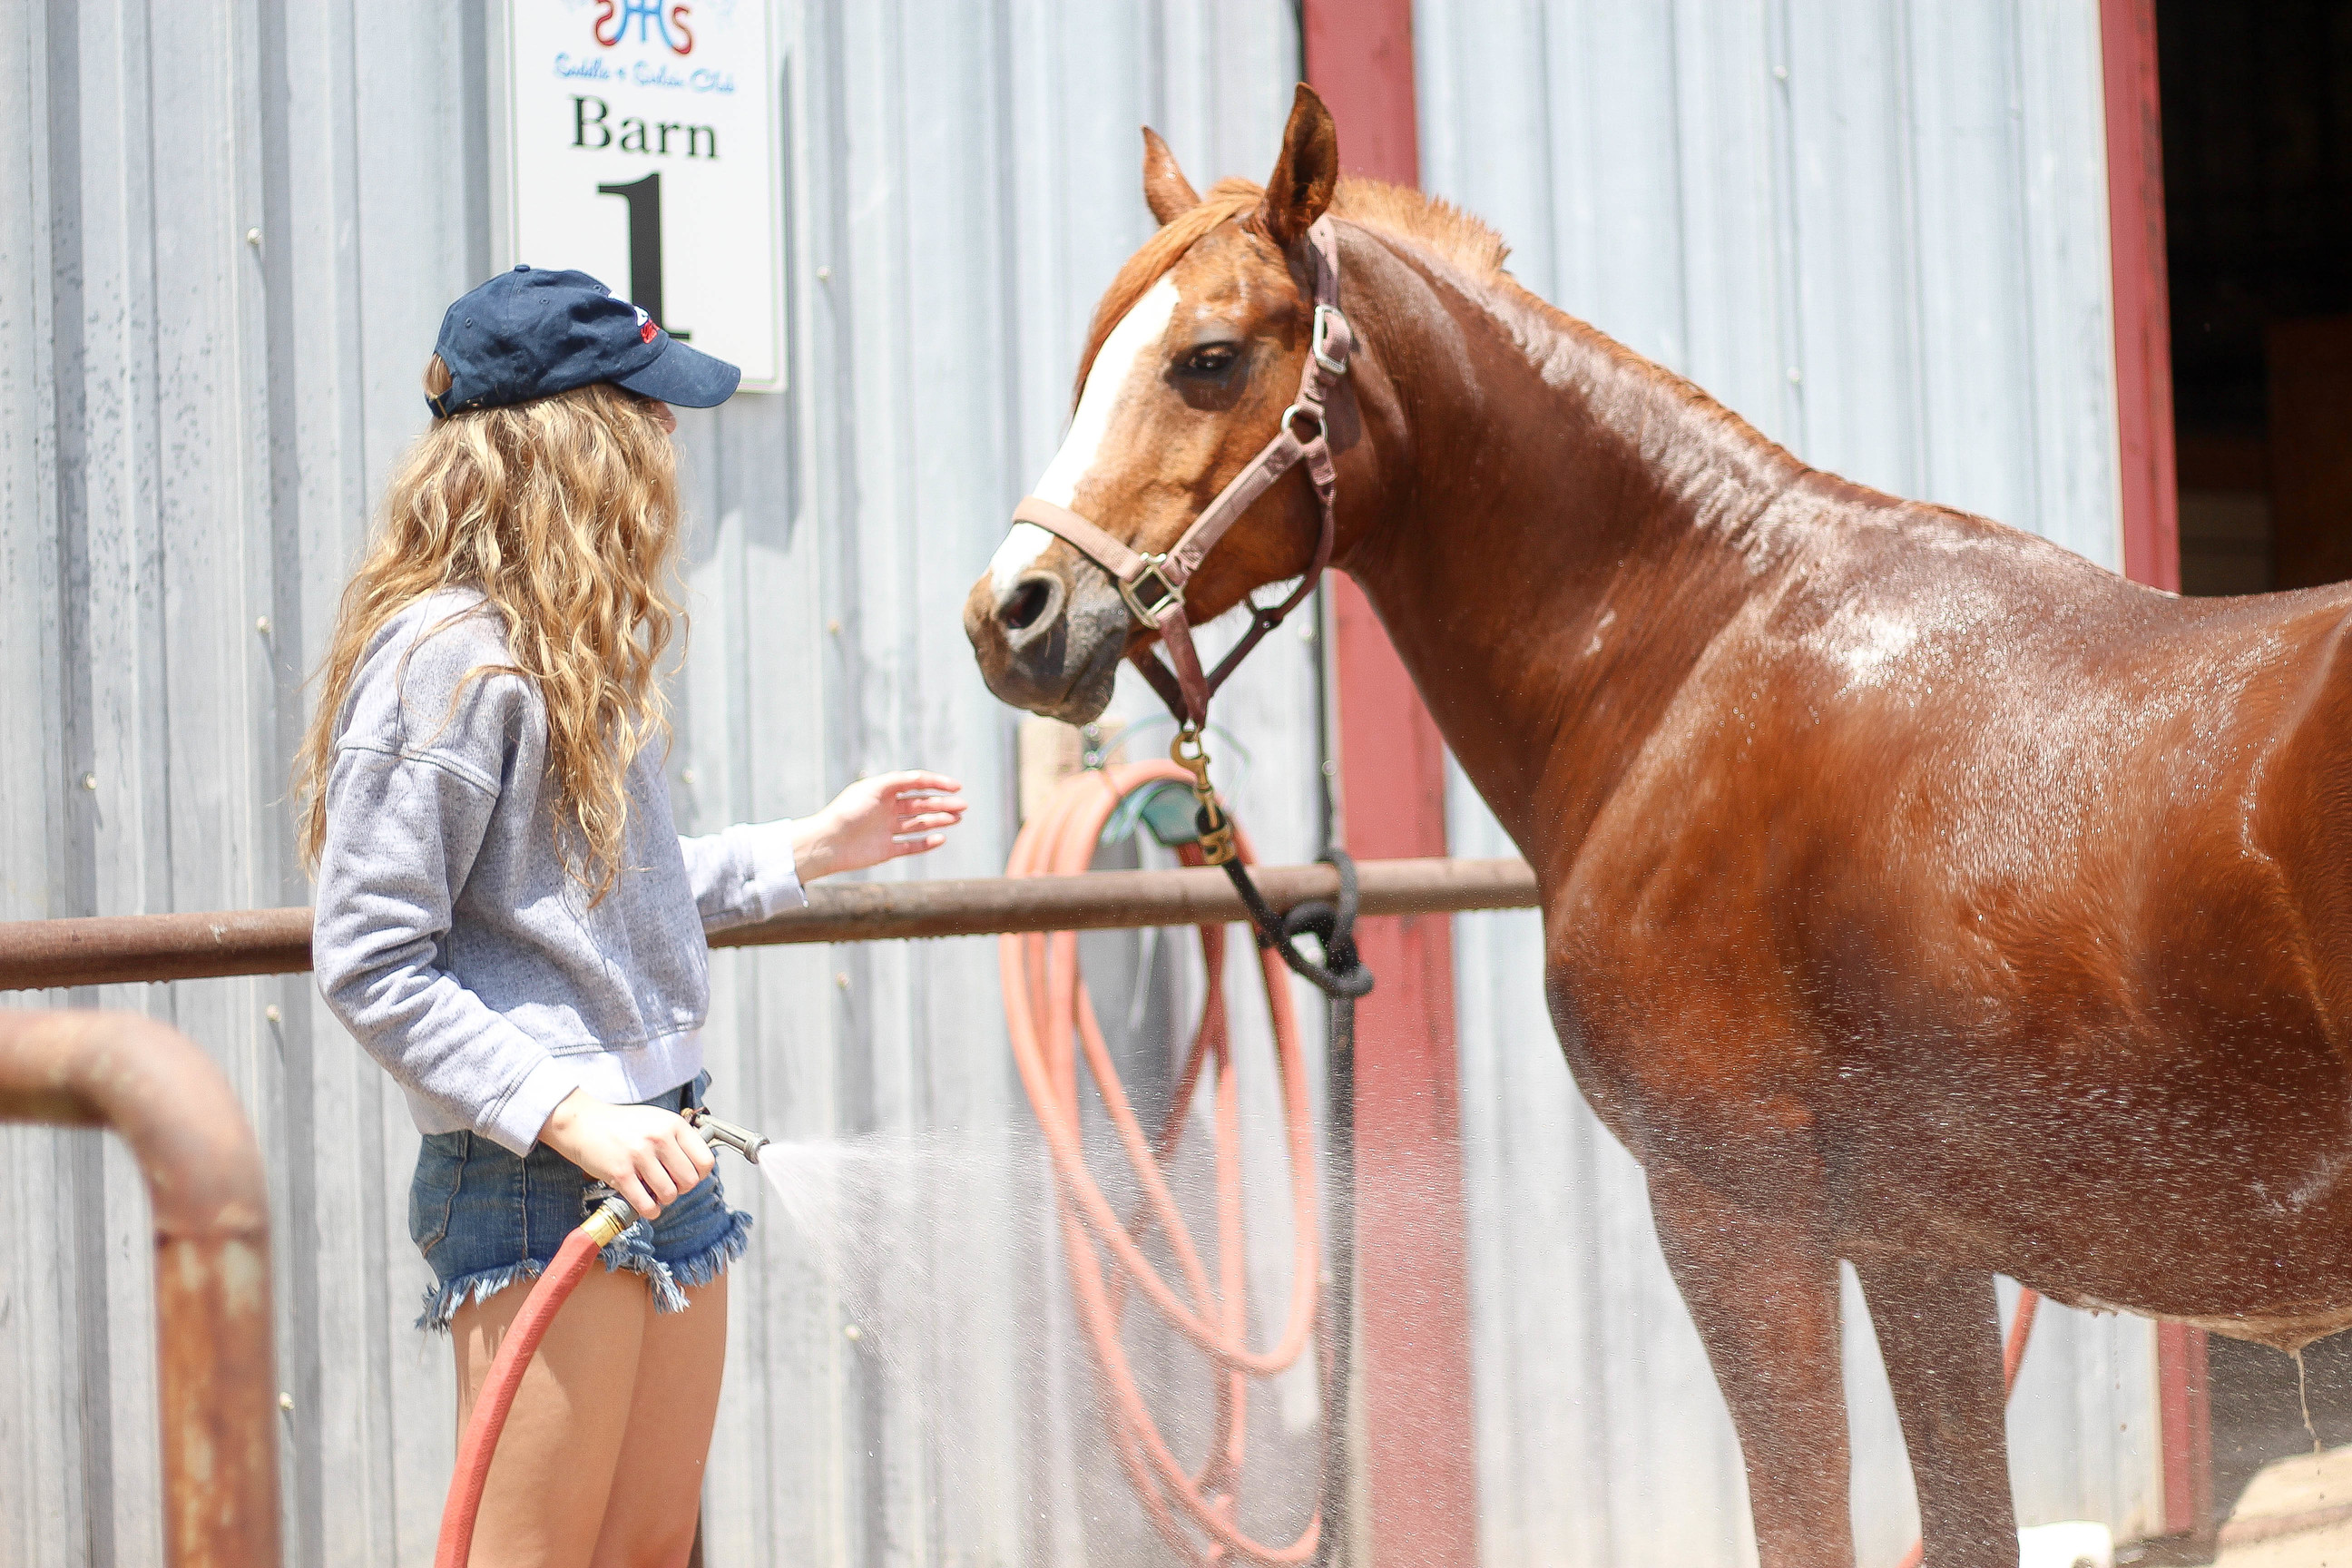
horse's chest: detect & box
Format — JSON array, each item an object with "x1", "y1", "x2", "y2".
[{"x1": 1541, "y1": 947, "x2": 1831, "y2": 1180}]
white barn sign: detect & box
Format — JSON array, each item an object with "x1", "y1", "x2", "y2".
[{"x1": 498, "y1": 0, "x2": 783, "y2": 389}]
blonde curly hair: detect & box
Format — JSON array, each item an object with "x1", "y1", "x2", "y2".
[{"x1": 295, "y1": 355, "x2": 682, "y2": 904}]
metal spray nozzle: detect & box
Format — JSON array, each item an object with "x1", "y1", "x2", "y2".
[{"x1": 683, "y1": 1106, "x2": 769, "y2": 1164}]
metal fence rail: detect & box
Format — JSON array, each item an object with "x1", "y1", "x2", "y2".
[{"x1": 0, "y1": 857, "x2": 1540, "y2": 992}]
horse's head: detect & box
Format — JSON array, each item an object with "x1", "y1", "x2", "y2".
[{"x1": 965, "y1": 86, "x2": 1345, "y2": 723}]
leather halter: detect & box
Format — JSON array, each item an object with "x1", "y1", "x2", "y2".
[{"x1": 1010, "y1": 215, "x2": 1353, "y2": 732}]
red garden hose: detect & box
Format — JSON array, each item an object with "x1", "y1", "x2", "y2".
[
  {"x1": 433, "y1": 1192, "x2": 636, "y2": 1568},
  {"x1": 1004, "y1": 760, "x2": 1329, "y2": 1567},
  {"x1": 1892, "y1": 1286, "x2": 2041, "y2": 1568}
]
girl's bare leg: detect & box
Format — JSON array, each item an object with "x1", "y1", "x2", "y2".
[
  {"x1": 454, "y1": 1266, "x2": 649, "y2": 1567},
  {"x1": 588, "y1": 1275, "x2": 729, "y2": 1568}
]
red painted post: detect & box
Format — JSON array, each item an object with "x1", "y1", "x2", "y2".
[
  {"x1": 2155, "y1": 1322, "x2": 2213, "y2": 1541},
  {"x1": 2102, "y1": 0, "x2": 2182, "y2": 594},
  {"x1": 1301, "y1": 7, "x2": 1482, "y2": 1568},
  {"x1": 2102, "y1": 0, "x2": 2208, "y2": 1544}
]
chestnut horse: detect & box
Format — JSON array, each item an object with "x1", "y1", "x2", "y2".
[{"x1": 965, "y1": 86, "x2": 2352, "y2": 1568}]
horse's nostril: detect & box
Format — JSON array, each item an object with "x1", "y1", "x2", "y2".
[{"x1": 1002, "y1": 577, "x2": 1054, "y2": 632}]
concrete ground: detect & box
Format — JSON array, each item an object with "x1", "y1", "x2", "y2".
[{"x1": 2212, "y1": 1443, "x2": 2352, "y2": 1568}]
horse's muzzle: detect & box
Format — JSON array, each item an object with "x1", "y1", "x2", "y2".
[{"x1": 963, "y1": 568, "x2": 1125, "y2": 723}]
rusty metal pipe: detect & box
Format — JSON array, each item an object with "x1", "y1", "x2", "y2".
[
  {"x1": 0, "y1": 856, "x2": 1541, "y2": 991},
  {"x1": 0, "y1": 1009, "x2": 279, "y2": 1568},
  {"x1": 0, "y1": 906, "x2": 313, "y2": 990},
  {"x1": 712, "y1": 854, "x2": 1539, "y2": 946}
]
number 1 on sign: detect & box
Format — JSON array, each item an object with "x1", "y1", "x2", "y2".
[{"x1": 595, "y1": 171, "x2": 690, "y2": 340}]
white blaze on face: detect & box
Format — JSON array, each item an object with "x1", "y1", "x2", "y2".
[{"x1": 988, "y1": 275, "x2": 1181, "y2": 598}]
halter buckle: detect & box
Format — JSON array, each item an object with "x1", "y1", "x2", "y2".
[
  {"x1": 1121, "y1": 554, "x2": 1184, "y2": 630},
  {"x1": 1311, "y1": 304, "x2": 1348, "y2": 377}
]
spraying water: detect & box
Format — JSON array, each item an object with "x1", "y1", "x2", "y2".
[
  {"x1": 752, "y1": 1126, "x2": 1252, "y2": 1365},
  {"x1": 746, "y1": 1120, "x2": 1323, "y2": 1555},
  {"x1": 753, "y1": 1132, "x2": 1010, "y2": 1359}
]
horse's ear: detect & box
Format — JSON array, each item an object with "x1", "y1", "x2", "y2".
[
  {"x1": 1142, "y1": 128, "x2": 1200, "y2": 226},
  {"x1": 1257, "y1": 83, "x2": 1339, "y2": 247}
]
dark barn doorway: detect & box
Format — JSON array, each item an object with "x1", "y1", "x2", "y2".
[
  {"x1": 2160, "y1": 0, "x2": 2352, "y2": 1529},
  {"x1": 2166, "y1": 0, "x2": 2352, "y2": 601}
]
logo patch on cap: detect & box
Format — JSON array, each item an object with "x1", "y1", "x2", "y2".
[{"x1": 633, "y1": 306, "x2": 659, "y2": 344}]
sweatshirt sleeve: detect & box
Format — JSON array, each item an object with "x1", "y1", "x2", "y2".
[
  {"x1": 678, "y1": 819, "x2": 808, "y2": 931},
  {"x1": 311, "y1": 675, "x2": 581, "y2": 1155}
]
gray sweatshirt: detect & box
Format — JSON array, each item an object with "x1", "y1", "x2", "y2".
[{"x1": 311, "y1": 589, "x2": 805, "y2": 1153}]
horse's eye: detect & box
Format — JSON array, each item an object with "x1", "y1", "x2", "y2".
[{"x1": 1180, "y1": 344, "x2": 1240, "y2": 377}]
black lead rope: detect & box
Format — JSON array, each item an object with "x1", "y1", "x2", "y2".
[
  {"x1": 1210, "y1": 830, "x2": 1377, "y2": 1002},
  {"x1": 1201, "y1": 830, "x2": 1370, "y2": 1568}
]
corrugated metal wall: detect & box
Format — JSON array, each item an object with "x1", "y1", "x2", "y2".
[
  {"x1": 4, "y1": 1, "x2": 2171, "y2": 1565},
  {"x1": 0, "y1": 3, "x2": 1323, "y2": 1566},
  {"x1": 1416, "y1": 3, "x2": 2157, "y2": 1565}
]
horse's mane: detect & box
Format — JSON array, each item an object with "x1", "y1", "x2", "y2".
[
  {"x1": 1330, "y1": 178, "x2": 1510, "y2": 278},
  {"x1": 1073, "y1": 174, "x2": 1509, "y2": 405}
]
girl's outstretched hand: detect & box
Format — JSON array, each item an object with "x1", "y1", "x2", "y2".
[{"x1": 792, "y1": 770, "x2": 967, "y2": 882}]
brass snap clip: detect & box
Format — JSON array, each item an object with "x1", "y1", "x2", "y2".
[{"x1": 1171, "y1": 726, "x2": 1239, "y2": 866}]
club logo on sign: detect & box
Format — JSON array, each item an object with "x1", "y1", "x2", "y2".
[
  {"x1": 593, "y1": 2, "x2": 694, "y2": 54},
  {"x1": 504, "y1": 0, "x2": 781, "y2": 389}
]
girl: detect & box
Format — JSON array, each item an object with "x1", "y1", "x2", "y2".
[{"x1": 301, "y1": 266, "x2": 965, "y2": 1566}]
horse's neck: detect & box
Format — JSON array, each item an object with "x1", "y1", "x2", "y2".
[{"x1": 1338, "y1": 238, "x2": 1810, "y2": 877}]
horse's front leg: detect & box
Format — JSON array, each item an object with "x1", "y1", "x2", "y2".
[
  {"x1": 1852, "y1": 1257, "x2": 2018, "y2": 1567},
  {"x1": 1648, "y1": 1158, "x2": 1855, "y2": 1568}
]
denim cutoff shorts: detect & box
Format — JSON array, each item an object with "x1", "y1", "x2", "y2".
[{"x1": 408, "y1": 1071, "x2": 753, "y2": 1330}]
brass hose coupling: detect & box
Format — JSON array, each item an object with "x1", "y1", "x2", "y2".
[{"x1": 580, "y1": 1190, "x2": 638, "y2": 1248}]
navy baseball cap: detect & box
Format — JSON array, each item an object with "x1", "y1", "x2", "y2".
[{"x1": 426, "y1": 265, "x2": 740, "y2": 417}]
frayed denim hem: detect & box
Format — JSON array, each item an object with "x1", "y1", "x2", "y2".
[
  {"x1": 415, "y1": 1209, "x2": 755, "y2": 1331},
  {"x1": 416, "y1": 1259, "x2": 548, "y2": 1331},
  {"x1": 622, "y1": 1206, "x2": 756, "y2": 1315}
]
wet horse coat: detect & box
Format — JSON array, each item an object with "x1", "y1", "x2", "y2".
[{"x1": 965, "y1": 88, "x2": 2352, "y2": 1567}]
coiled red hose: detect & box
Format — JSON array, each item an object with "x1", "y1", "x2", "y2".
[
  {"x1": 1004, "y1": 760, "x2": 1328, "y2": 1567},
  {"x1": 433, "y1": 1195, "x2": 634, "y2": 1568}
]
